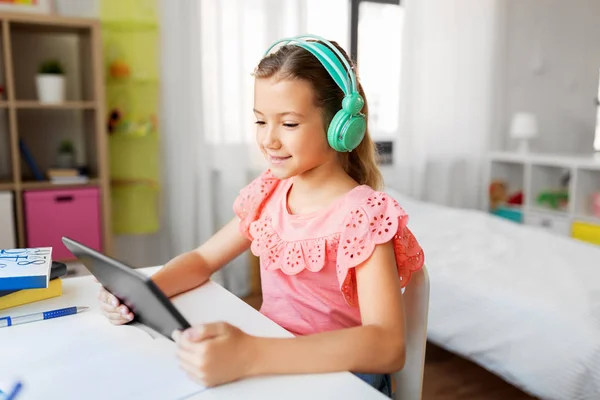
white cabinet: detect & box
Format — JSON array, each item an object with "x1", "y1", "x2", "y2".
[
  {"x1": 524, "y1": 211, "x2": 571, "y2": 236},
  {"x1": 486, "y1": 152, "x2": 600, "y2": 244},
  {"x1": 0, "y1": 191, "x2": 15, "y2": 249}
]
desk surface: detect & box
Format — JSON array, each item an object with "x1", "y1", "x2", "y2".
[{"x1": 0, "y1": 267, "x2": 386, "y2": 399}]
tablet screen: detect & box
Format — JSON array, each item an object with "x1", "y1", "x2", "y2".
[{"x1": 62, "y1": 237, "x2": 191, "y2": 339}]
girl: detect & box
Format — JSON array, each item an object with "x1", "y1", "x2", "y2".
[{"x1": 98, "y1": 35, "x2": 424, "y2": 398}]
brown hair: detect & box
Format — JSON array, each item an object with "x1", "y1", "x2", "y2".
[{"x1": 253, "y1": 40, "x2": 384, "y2": 190}]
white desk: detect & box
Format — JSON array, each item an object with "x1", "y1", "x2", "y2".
[{"x1": 0, "y1": 267, "x2": 387, "y2": 399}]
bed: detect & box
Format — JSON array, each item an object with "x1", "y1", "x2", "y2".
[{"x1": 385, "y1": 189, "x2": 600, "y2": 400}]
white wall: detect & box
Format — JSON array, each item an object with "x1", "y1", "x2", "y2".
[
  {"x1": 394, "y1": 0, "x2": 501, "y2": 209},
  {"x1": 500, "y1": 0, "x2": 600, "y2": 154}
]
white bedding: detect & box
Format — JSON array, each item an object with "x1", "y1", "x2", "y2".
[{"x1": 386, "y1": 189, "x2": 600, "y2": 400}]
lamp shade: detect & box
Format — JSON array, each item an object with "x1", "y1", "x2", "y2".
[{"x1": 510, "y1": 112, "x2": 538, "y2": 139}]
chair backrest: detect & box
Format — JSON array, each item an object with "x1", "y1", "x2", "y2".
[{"x1": 392, "y1": 265, "x2": 430, "y2": 400}]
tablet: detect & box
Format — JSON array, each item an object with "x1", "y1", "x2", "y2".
[{"x1": 62, "y1": 236, "x2": 191, "y2": 339}]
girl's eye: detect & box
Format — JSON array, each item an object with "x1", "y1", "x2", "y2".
[
  {"x1": 283, "y1": 123, "x2": 299, "y2": 128},
  {"x1": 255, "y1": 121, "x2": 266, "y2": 126}
]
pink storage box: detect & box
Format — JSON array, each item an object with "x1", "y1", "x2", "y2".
[{"x1": 24, "y1": 188, "x2": 102, "y2": 260}]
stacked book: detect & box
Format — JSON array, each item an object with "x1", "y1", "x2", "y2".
[
  {"x1": 0, "y1": 247, "x2": 66, "y2": 310},
  {"x1": 46, "y1": 168, "x2": 89, "y2": 185}
]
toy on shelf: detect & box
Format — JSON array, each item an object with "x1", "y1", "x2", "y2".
[
  {"x1": 489, "y1": 180, "x2": 523, "y2": 211},
  {"x1": 107, "y1": 108, "x2": 122, "y2": 134},
  {"x1": 507, "y1": 191, "x2": 523, "y2": 206},
  {"x1": 107, "y1": 110, "x2": 156, "y2": 137},
  {"x1": 536, "y1": 190, "x2": 569, "y2": 211},
  {"x1": 109, "y1": 59, "x2": 131, "y2": 79},
  {"x1": 489, "y1": 180, "x2": 507, "y2": 210}
]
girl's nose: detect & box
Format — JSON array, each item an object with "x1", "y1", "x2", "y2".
[{"x1": 262, "y1": 125, "x2": 280, "y2": 149}]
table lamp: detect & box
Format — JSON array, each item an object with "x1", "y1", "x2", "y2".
[{"x1": 510, "y1": 112, "x2": 538, "y2": 153}]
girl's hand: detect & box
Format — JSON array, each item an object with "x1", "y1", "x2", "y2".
[
  {"x1": 97, "y1": 286, "x2": 134, "y2": 325},
  {"x1": 172, "y1": 322, "x2": 256, "y2": 387}
]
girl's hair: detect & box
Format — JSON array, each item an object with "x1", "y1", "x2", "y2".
[{"x1": 253, "y1": 40, "x2": 384, "y2": 191}]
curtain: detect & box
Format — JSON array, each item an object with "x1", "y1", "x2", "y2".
[
  {"x1": 394, "y1": 0, "x2": 503, "y2": 210},
  {"x1": 154, "y1": 0, "x2": 352, "y2": 296}
]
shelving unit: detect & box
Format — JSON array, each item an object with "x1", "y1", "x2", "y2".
[
  {"x1": 486, "y1": 151, "x2": 600, "y2": 245},
  {"x1": 101, "y1": 0, "x2": 161, "y2": 235},
  {"x1": 0, "y1": 12, "x2": 111, "y2": 257}
]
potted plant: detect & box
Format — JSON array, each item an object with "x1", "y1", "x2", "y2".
[
  {"x1": 36, "y1": 59, "x2": 65, "y2": 104},
  {"x1": 56, "y1": 139, "x2": 75, "y2": 168}
]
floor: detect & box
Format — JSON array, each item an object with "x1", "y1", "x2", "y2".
[{"x1": 241, "y1": 294, "x2": 537, "y2": 400}]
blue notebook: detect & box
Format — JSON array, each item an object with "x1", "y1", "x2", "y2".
[{"x1": 0, "y1": 248, "x2": 53, "y2": 291}]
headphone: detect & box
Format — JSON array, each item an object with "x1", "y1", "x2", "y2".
[{"x1": 263, "y1": 34, "x2": 366, "y2": 152}]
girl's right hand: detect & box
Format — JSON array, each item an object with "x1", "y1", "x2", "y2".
[{"x1": 98, "y1": 286, "x2": 134, "y2": 325}]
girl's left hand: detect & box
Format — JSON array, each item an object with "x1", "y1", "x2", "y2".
[{"x1": 172, "y1": 322, "x2": 256, "y2": 387}]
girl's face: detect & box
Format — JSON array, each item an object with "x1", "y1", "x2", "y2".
[{"x1": 253, "y1": 76, "x2": 336, "y2": 180}]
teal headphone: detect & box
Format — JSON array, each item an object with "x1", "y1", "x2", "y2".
[{"x1": 263, "y1": 34, "x2": 366, "y2": 152}]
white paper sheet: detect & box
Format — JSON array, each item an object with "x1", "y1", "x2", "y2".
[{"x1": 0, "y1": 312, "x2": 207, "y2": 400}]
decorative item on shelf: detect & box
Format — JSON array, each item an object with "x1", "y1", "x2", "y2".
[
  {"x1": 572, "y1": 220, "x2": 600, "y2": 246},
  {"x1": 107, "y1": 108, "x2": 123, "y2": 134},
  {"x1": 56, "y1": 139, "x2": 75, "y2": 169},
  {"x1": 19, "y1": 138, "x2": 43, "y2": 181},
  {"x1": 489, "y1": 180, "x2": 524, "y2": 210},
  {"x1": 593, "y1": 192, "x2": 600, "y2": 218},
  {"x1": 507, "y1": 191, "x2": 523, "y2": 206},
  {"x1": 46, "y1": 168, "x2": 89, "y2": 185},
  {"x1": 536, "y1": 190, "x2": 569, "y2": 211},
  {"x1": 108, "y1": 113, "x2": 157, "y2": 137},
  {"x1": 509, "y1": 112, "x2": 538, "y2": 153},
  {"x1": 36, "y1": 59, "x2": 66, "y2": 104},
  {"x1": 109, "y1": 59, "x2": 131, "y2": 79},
  {"x1": 489, "y1": 180, "x2": 507, "y2": 211},
  {"x1": 489, "y1": 180, "x2": 523, "y2": 223}
]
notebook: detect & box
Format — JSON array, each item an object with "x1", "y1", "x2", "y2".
[
  {"x1": 0, "y1": 279, "x2": 63, "y2": 311},
  {"x1": 0, "y1": 261, "x2": 66, "y2": 298},
  {"x1": 0, "y1": 312, "x2": 208, "y2": 400},
  {"x1": 0, "y1": 248, "x2": 53, "y2": 291}
]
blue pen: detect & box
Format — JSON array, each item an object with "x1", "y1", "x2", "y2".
[
  {"x1": 4, "y1": 381, "x2": 22, "y2": 400},
  {"x1": 0, "y1": 306, "x2": 89, "y2": 328}
]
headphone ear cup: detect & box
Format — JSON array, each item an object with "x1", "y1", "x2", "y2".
[
  {"x1": 327, "y1": 109, "x2": 366, "y2": 152},
  {"x1": 341, "y1": 115, "x2": 367, "y2": 152},
  {"x1": 327, "y1": 109, "x2": 350, "y2": 152}
]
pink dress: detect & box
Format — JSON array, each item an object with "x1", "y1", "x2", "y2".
[{"x1": 233, "y1": 170, "x2": 424, "y2": 336}]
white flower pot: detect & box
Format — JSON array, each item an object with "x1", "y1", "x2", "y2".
[{"x1": 36, "y1": 74, "x2": 65, "y2": 104}]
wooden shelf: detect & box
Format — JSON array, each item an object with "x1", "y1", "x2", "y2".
[
  {"x1": 528, "y1": 206, "x2": 569, "y2": 218},
  {"x1": 2, "y1": 12, "x2": 98, "y2": 34},
  {"x1": 20, "y1": 179, "x2": 100, "y2": 190},
  {"x1": 101, "y1": 20, "x2": 158, "y2": 31},
  {"x1": 14, "y1": 101, "x2": 96, "y2": 110},
  {"x1": 0, "y1": 182, "x2": 15, "y2": 190},
  {"x1": 0, "y1": 11, "x2": 112, "y2": 254},
  {"x1": 574, "y1": 214, "x2": 600, "y2": 225}
]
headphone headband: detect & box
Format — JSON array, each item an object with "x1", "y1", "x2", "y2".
[
  {"x1": 262, "y1": 34, "x2": 366, "y2": 153},
  {"x1": 263, "y1": 34, "x2": 357, "y2": 95}
]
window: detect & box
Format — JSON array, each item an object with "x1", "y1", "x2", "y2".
[
  {"x1": 356, "y1": 1, "x2": 404, "y2": 139},
  {"x1": 200, "y1": 0, "x2": 404, "y2": 144},
  {"x1": 305, "y1": 0, "x2": 350, "y2": 51}
]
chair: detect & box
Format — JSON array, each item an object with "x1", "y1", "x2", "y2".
[{"x1": 392, "y1": 265, "x2": 430, "y2": 400}]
